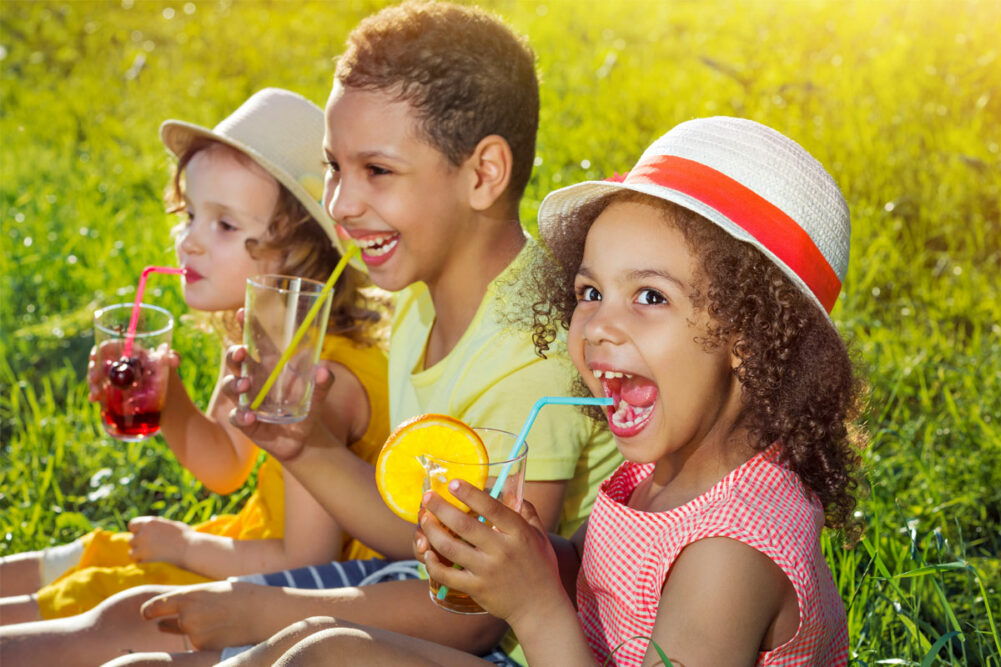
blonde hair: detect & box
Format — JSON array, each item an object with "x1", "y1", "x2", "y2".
[{"x1": 166, "y1": 138, "x2": 389, "y2": 347}]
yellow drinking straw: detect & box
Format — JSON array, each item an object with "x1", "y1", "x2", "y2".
[{"x1": 250, "y1": 244, "x2": 359, "y2": 410}]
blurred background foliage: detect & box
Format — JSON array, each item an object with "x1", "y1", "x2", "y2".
[{"x1": 2, "y1": 1, "x2": 999, "y2": 663}]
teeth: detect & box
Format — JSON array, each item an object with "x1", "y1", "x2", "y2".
[
  {"x1": 356, "y1": 235, "x2": 399, "y2": 256},
  {"x1": 610, "y1": 402, "x2": 653, "y2": 430},
  {"x1": 356, "y1": 234, "x2": 397, "y2": 249},
  {"x1": 592, "y1": 369, "x2": 632, "y2": 380}
]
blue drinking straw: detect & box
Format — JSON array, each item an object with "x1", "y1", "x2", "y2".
[
  {"x1": 489, "y1": 396, "x2": 613, "y2": 499},
  {"x1": 436, "y1": 395, "x2": 613, "y2": 602}
]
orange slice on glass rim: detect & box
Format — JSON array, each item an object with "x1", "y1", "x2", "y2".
[{"x1": 375, "y1": 414, "x2": 489, "y2": 523}]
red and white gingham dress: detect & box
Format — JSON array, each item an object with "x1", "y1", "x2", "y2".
[{"x1": 576, "y1": 446, "x2": 849, "y2": 666}]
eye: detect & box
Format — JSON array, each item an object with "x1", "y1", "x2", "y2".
[
  {"x1": 366, "y1": 164, "x2": 391, "y2": 177},
  {"x1": 218, "y1": 219, "x2": 237, "y2": 232},
  {"x1": 576, "y1": 285, "x2": 601, "y2": 302},
  {"x1": 636, "y1": 288, "x2": 667, "y2": 305},
  {"x1": 324, "y1": 159, "x2": 340, "y2": 173}
]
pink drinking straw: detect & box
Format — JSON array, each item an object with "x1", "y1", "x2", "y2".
[{"x1": 122, "y1": 266, "x2": 185, "y2": 357}]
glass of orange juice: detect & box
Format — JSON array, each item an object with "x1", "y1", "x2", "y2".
[{"x1": 422, "y1": 428, "x2": 528, "y2": 614}]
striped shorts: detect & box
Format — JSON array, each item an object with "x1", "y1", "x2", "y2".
[{"x1": 221, "y1": 558, "x2": 520, "y2": 666}]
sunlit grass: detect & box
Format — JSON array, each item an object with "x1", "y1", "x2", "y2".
[{"x1": 1, "y1": 1, "x2": 998, "y2": 664}]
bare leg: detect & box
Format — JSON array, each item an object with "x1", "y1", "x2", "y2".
[
  {"x1": 220, "y1": 617, "x2": 491, "y2": 667},
  {"x1": 0, "y1": 552, "x2": 42, "y2": 597},
  {"x1": 0, "y1": 585, "x2": 187, "y2": 667},
  {"x1": 0, "y1": 594, "x2": 40, "y2": 625},
  {"x1": 103, "y1": 649, "x2": 222, "y2": 667}
]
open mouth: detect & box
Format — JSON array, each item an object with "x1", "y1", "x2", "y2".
[
  {"x1": 592, "y1": 368, "x2": 658, "y2": 435},
  {"x1": 353, "y1": 232, "x2": 400, "y2": 262}
]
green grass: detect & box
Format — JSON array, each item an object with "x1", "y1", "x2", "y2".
[{"x1": 2, "y1": 0, "x2": 999, "y2": 663}]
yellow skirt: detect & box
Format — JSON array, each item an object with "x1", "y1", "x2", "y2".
[{"x1": 38, "y1": 456, "x2": 287, "y2": 619}]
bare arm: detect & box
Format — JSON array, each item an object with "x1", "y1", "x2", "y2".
[
  {"x1": 641, "y1": 537, "x2": 797, "y2": 667},
  {"x1": 129, "y1": 473, "x2": 343, "y2": 579},
  {"x1": 130, "y1": 360, "x2": 374, "y2": 577},
  {"x1": 141, "y1": 578, "x2": 507, "y2": 653},
  {"x1": 156, "y1": 351, "x2": 259, "y2": 494}
]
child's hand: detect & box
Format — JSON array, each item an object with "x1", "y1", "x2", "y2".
[
  {"x1": 421, "y1": 481, "x2": 564, "y2": 624},
  {"x1": 141, "y1": 580, "x2": 266, "y2": 649},
  {"x1": 222, "y1": 345, "x2": 335, "y2": 461},
  {"x1": 128, "y1": 516, "x2": 193, "y2": 567}
]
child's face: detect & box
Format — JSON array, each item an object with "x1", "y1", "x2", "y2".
[
  {"x1": 174, "y1": 144, "x2": 282, "y2": 312},
  {"x1": 322, "y1": 82, "x2": 472, "y2": 292},
  {"x1": 568, "y1": 200, "x2": 744, "y2": 466}
]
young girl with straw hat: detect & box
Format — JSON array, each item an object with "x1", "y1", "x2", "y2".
[{"x1": 0, "y1": 88, "x2": 390, "y2": 624}]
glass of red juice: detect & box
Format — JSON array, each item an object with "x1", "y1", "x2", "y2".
[{"x1": 93, "y1": 303, "x2": 174, "y2": 441}]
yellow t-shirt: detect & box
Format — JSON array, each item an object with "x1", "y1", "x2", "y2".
[
  {"x1": 389, "y1": 237, "x2": 620, "y2": 539},
  {"x1": 389, "y1": 239, "x2": 620, "y2": 665},
  {"x1": 36, "y1": 333, "x2": 389, "y2": 619}
]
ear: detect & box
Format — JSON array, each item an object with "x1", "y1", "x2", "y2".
[
  {"x1": 464, "y1": 134, "x2": 513, "y2": 212},
  {"x1": 729, "y1": 337, "x2": 743, "y2": 373}
]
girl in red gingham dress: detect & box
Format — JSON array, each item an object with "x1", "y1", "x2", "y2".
[
  {"x1": 269, "y1": 117, "x2": 864, "y2": 666},
  {"x1": 417, "y1": 117, "x2": 864, "y2": 667}
]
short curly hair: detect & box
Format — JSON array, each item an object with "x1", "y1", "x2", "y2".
[
  {"x1": 531, "y1": 191, "x2": 866, "y2": 534},
  {"x1": 335, "y1": 0, "x2": 539, "y2": 207}
]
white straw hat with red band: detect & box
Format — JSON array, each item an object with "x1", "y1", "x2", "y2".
[
  {"x1": 160, "y1": 88, "x2": 346, "y2": 256},
  {"x1": 537, "y1": 116, "x2": 851, "y2": 321}
]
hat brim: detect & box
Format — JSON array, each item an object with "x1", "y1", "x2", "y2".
[
  {"x1": 537, "y1": 179, "x2": 833, "y2": 322},
  {"x1": 160, "y1": 120, "x2": 349, "y2": 260}
]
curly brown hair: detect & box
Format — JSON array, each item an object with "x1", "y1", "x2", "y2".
[
  {"x1": 166, "y1": 139, "x2": 388, "y2": 347},
  {"x1": 335, "y1": 0, "x2": 539, "y2": 208},
  {"x1": 531, "y1": 191, "x2": 866, "y2": 534}
]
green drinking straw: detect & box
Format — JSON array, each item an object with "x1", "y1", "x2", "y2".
[
  {"x1": 435, "y1": 395, "x2": 614, "y2": 602},
  {"x1": 249, "y1": 244, "x2": 359, "y2": 410}
]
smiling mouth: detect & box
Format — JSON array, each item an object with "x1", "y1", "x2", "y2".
[
  {"x1": 592, "y1": 369, "x2": 658, "y2": 432},
  {"x1": 353, "y1": 232, "x2": 400, "y2": 258}
]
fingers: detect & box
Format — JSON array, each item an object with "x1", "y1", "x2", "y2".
[
  {"x1": 442, "y1": 480, "x2": 523, "y2": 533},
  {"x1": 228, "y1": 405, "x2": 258, "y2": 430},
  {"x1": 141, "y1": 592, "x2": 179, "y2": 620},
  {"x1": 224, "y1": 344, "x2": 248, "y2": 374},
  {"x1": 221, "y1": 372, "x2": 252, "y2": 404},
  {"x1": 167, "y1": 349, "x2": 182, "y2": 369},
  {"x1": 128, "y1": 516, "x2": 154, "y2": 533},
  {"x1": 420, "y1": 491, "x2": 492, "y2": 564},
  {"x1": 157, "y1": 617, "x2": 184, "y2": 635},
  {"x1": 519, "y1": 501, "x2": 548, "y2": 533}
]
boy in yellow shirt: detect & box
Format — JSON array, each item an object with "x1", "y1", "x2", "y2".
[{"x1": 0, "y1": 3, "x2": 618, "y2": 665}]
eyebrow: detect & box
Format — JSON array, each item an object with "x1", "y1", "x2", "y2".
[
  {"x1": 626, "y1": 268, "x2": 686, "y2": 290},
  {"x1": 576, "y1": 266, "x2": 686, "y2": 290},
  {"x1": 184, "y1": 195, "x2": 269, "y2": 226}
]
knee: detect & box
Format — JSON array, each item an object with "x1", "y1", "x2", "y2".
[
  {"x1": 278, "y1": 627, "x2": 371, "y2": 666},
  {"x1": 272, "y1": 616, "x2": 342, "y2": 645},
  {"x1": 102, "y1": 651, "x2": 173, "y2": 667}
]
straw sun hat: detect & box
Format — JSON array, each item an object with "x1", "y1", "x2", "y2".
[
  {"x1": 159, "y1": 87, "x2": 344, "y2": 254},
  {"x1": 537, "y1": 116, "x2": 851, "y2": 322}
]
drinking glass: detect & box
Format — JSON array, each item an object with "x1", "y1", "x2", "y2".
[
  {"x1": 93, "y1": 303, "x2": 174, "y2": 441},
  {"x1": 423, "y1": 428, "x2": 528, "y2": 614},
  {"x1": 241, "y1": 274, "x2": 332, "y2": 423}
]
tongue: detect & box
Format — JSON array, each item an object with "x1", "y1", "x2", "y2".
[{"x1": 621, "y1": 375, "x2": 658, "y2": 407}]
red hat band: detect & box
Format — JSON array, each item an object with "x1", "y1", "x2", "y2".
[{"x1": 626, "y1": 154, "x2": 842, "y2": 313}]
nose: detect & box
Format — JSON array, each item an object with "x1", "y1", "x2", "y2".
[
  {"x1": 579, "y1": 301, "x2": 627, "y2": 347},
  {"x1": 176, "y1": 218, "x2": 205, "y2": 255},
  {"x1": 324, "y1": 171, "x2": 364, "y2": 224}
]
